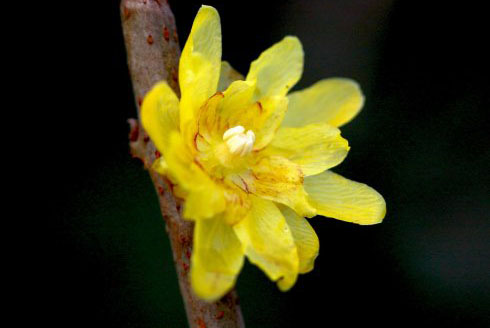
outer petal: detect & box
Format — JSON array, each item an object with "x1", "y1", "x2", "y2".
[
  {"x1": 265, "y1": 123, "x2": 350, "y2": 176},
  {"x1": 191, "y1": 216, "x2": 244, "y2": 301},
  {"x1": 282, "y1": 78, "x2": 364, "y2": 128},
  {"x1": 237, "y1": 156, "x2": 316, "y2": 217},
  {"x1": 141, "y1": 81, "x2": 180, "y2": 154},
  {"x1": 233, "y1": 197, "x2": 299, "y2": 291},
  {"x1": 217, "y1": 61, "x2": 244, "y2": 91},
  {"x1": 165, "y1": 132, "x2": 226, "y2": 220},
  {"x1": 246, "y1": 36, "x2": 303, "y2": 100},
  {"x1": 280, "y1": 206, "x2": 319, "y2": 274},
  {"x1": 179, "y1": 6, "x2": 222, "y2": 137},
  {"x1": 304, "y1": 171, "x2": 386, "y2": 225}
]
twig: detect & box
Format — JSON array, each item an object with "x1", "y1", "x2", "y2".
[{"x1": 120, "y1": 1, "x2": 245, "y2": 327}]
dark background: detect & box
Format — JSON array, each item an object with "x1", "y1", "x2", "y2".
[{"x1": 45, "y1": 0, "x2": 489, "y2": 327}]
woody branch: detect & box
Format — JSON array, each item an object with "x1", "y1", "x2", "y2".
[{"x1": 120, "y1": 1, "x2": 245, "y2": 327}]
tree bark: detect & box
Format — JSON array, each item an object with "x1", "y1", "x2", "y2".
[{"x1": 120, "y1": 1, "x2": 245, "y2": 327}]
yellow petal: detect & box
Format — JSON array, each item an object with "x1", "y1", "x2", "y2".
[
  {"x1": 238, "y1": 156, "x2": 316, "y2": 217},
  {"x1": 196, "y1": 91, "x2": 225, "y2": 142},
  {"x1": 304, "y1": 171, "x2": 386, "y2": 225},
  {"x1": 246, "y1": 36, "x2": 303, "y2": 100},
  {"x1": 252, "y1": 96, "x2": 289, "y2": 150},
  {"x1": 280, "y1": 206, "x2": 319, "y2": 274},
  {"x1": 218, "y1": 61, "x2": 244, "y2": 91},
  {"x1": 165, "y1": 132, "x2": 226, "y2": 220},
  {"x1": 233, "y1": 197, "x2": 299, "y2": 290},
  {"x1": 282, "y1": 78, "x2": 364, "y2": 128},
  {"x1": 184, "y1": 187, "x2": 226, "y2": 220},
  {"x1": 179, "y1": 5, "x2": 222, "y2": 139},
  {"x1": 265, "y1": 123, "x2": 350, "y2": 176},
  {"x1": 193, "y1": 79, "x2": 256, "y2": 143},
  {"x1": 191, "y1": 216, "x2": 244, "y2": 301},
  {"x1": 208, "y1": 81, "x2": 288, "y2": 149},
  {"x1": 221, "y1": 182, "x2": 252, "y2": 225},
  {"x1": 141, "y1": 81, "x2": 180, "y2": 154}
]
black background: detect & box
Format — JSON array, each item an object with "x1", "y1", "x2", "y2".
[{"x1": 45, "y1": 0, "x2": 489, "y2": 327}]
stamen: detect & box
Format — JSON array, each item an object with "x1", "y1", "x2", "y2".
[{"x1": 223, "y1": 125, "x2": 255, "y2": 156}]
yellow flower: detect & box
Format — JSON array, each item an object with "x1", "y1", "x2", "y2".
[{"x1": 141, "y1": 5, "x2": 386, "y2": 301}]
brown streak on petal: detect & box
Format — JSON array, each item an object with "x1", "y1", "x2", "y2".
[
  {"x1": 193, "y1": 133, "x2": 199, "y2": 150},
  {"x1": 193, "y1": 159, "x2": 205, "y2": 171},
  {"x1": 213, "y1": 91, "x2": 225, "y2": 98},
  {"x1": 257, "y1": 101, "x2": 263, "y2": 114},
  {"x1": 239, "y1": 177, "x2": 250, "y2": 193}
]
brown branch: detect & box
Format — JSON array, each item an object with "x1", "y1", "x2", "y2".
[{"x1": 120, "y1": 1, "x2": 245, "y2": 327}]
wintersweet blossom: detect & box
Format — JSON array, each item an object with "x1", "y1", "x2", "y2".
[{"x1": 142, "y1": 5, "x2": 386, "y2": 301}]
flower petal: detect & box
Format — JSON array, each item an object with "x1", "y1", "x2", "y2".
[
  {"x1": 282, "y1": 78, "x2": 364, "y2": 128},
  {"x1": 205, "y1": 81, "x2": 288, "y2": 149},
  {"x1": 280, "y1": 206, "x2": 319, "y2": 274},
  {"x1": 191, "y1": 216, "x2": 244, "y2": 301},
  {"x1": 165, "y1": 132, "x2": 226, "y2": 220},
  {"x1": 304, "y1": 171, "x2": 386, "y2": 225},
  {"x1": 238, "y1": 156, "x2": 316, "y2": 217},
  {"x1": 221, "y1": 91, "x2": 288, "y2": 150},
  {"x1": 233, "y1": 197, "x2": 299, "y2": 290},
  {"x1": 265, "y1": 123, "x2": 350, "y2": 176},
  {"x1": 141, "y1": 81, "x2": 180, "y2": 154},
  {"x1": 221, "y1": 182, "x2": 252, "y2": 225},
  {"x1": 246, "y1": 36, "x2": 303, "y2": 100},
  {"x1": 179, "y1": 5, "x2": 222, "y2": 137},
  {"x1": 217, "y1": 61, "x2": 244, "y2": 91}
]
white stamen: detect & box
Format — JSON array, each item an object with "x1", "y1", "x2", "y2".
[{"x1": 223, "y1": 125, "x2": 255, "y2": 156}]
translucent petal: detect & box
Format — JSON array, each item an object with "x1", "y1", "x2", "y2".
[
  {"x1": 246, "y1": 36, "x2": 303, "y2": 100},
  {"x1": 283, "y1": 78, "x2": 364, "y2": 128},
  {"x1": 202, "y1": 81, "x2": 288, "y2": 149},
  {"x1": 221, "y1": 182, "x2": 252, "y2": 225},
  {"x1": 233, "y1": 197, "x2": 299, "y2": 290},
  {"x1": 196, "y1": 91, "x2": 225, "y2": 142},
  {"x1": 184, "y1": 187, "x2": 227, "y2": 220},
  {"x1": 217, "y1": 61, "x2": 244, "y2": 91},
  {"x1": 304, "y1": 171, "x2": 386, "y2": 225},
  {"x1": 221, "y1": 93, "x2": 288, "y2": 150},
  {"x1": 238, "y1": 156, "x2": 316, "y2": 217},
  {"x1": 165, "y1": 132, "x2": 226, "y2": 220},
  {"x1": 265, "y1": 123, "x2": 350, "y2": 176},
  {"x1": 141, "y1": 81, "x2": 180, "y2": 154},
  {"x1": 280, "y1": 206, "x2": 319, "y2": 274},
  {"x1": 191, "y1": 216, "x2": 244, "y2": 301},
  {"x1": 179, "y1": 6, "x2": 222, "y2": 140}
]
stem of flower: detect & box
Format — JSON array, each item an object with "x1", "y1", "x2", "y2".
[{"x1": 120, "y1": 1, "x2": 245, "y2": 327}]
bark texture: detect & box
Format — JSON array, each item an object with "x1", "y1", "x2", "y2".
[{"x1": 120, "y1": 1, "x2": 245, "y2": 327}]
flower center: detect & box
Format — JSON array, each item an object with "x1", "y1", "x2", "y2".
[{"x1": 223, "y1": 125, "x2": 255, "y2": 156}]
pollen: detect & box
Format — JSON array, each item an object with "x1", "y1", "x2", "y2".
[{"x1": 223, "y1": 125, "x2": 255, "y2": 156}]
